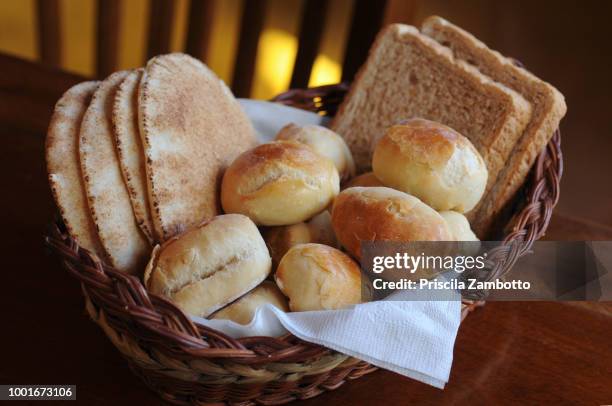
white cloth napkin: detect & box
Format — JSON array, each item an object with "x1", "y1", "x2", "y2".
[
  {"x1": 193, "y1": 299, "x2": 460, "y2": 388},
  {"x1": 194, "y1": 99, "x2": 462, "y2": 388},
  {"x1": 238, "y1": 98, "x2": 331, "y2": 141}
]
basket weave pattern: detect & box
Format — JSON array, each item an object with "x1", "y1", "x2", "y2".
[{"x1": 46, "y1": 84, "x2": 561, "y2": 405}]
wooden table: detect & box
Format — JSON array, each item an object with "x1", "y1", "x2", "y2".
[{"x1": 1, "y1": 53, "x2": 610, "y2": 405}]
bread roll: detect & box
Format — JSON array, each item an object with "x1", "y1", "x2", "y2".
[
  {"x1": 372, "y1": 119, "x2": 487, "y2": 213},
  {"x1": 264, "y1": 223, "x2": 310, "y2": 268},
  {"x1": 307, "y1": 211, "x2": 337, "y2": 247},
  {"x1": 344, "y1": 172, "x2": 384, "y2": 188},
  {"x1": 144, "y1": 214, "x2": 271, "y2": 317},
  {"x1": 264, "y1": 211, "x2": 338, "y2": 268},
  {"x1": 439, "y1": 211, "x2": 478, "y2": 241},
  {"x1": 276, "y1": 124, "x2": 355, "y2": 181},
  {"x1": 221, "y1": 141, "x2": 339, "y2": 225},
  {"x1": 331, "y1": 187, "x2": 453, "y2": 259},
  {"x1": 275, "y1": 243, "x2": 361, "y2": 311},
  {"x1": 211, "y1": 281, "x2": 289, "y2": 324}
]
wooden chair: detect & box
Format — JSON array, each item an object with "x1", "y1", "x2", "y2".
[{"x1": 35, "y1": 0, "x2": 417, "y2": 97}]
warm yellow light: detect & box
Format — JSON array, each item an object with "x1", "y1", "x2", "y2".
[
  {"x1": 251, "y1": 29, "x2": 297, "y2": 100},
  {"x1": 170, "y1": 0, "x2": 188, "y2": 52},
  {"x1": 308, "y1": 54, "x2": 342, "y2": 87},
  {"x1": 0, "y1": 0, "x2": 36, "y2": 61},
  {"x1": 61, "y1": 0, "x2": 95, "y2": 76},
  {"x1": 206, "y1": 0, "x2": 243, "y2": 84},
  {"x1": 117, "y1": 0, "x2": 148, "y2": 71}
]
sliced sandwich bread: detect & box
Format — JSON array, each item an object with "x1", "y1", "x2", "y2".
[
  {"x1": 422, "y1": 16, "x2": 567, "y2": 237},
  {"x1": 331, "y1": 24, "x2": 533, "y2": 226}
]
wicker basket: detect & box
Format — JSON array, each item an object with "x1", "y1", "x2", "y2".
[{"x1": 46, "y1": 83, "x2": 562, "y2": 405}]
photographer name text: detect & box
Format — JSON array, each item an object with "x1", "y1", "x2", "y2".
[{"x1": 372, "y1": 278, "x2": 531, "y2": 291}]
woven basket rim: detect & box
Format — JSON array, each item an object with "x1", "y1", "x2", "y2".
[{"x1": 45, "y1": 82, "x2": 561, "y2": 404}]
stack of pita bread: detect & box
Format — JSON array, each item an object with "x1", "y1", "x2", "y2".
[{"x1": 46, "y1": 53, "x2": 256, "y2": 274}]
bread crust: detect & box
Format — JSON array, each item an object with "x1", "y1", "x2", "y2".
[
  {"x1": 275, "y1": 124, "x2": 356, "y2": 182},
  {"x1": 211, "y1": 281, "x2": 289, "y2": 324},
  {"x1": 421, "y1": 16, "x2": 566, "y2": 236},
  {"x1": 112, "y1": 69, "x2": 156, "y2": 243},
  {"x1": 221, "y1": 141, "x2": 340, "y2": 226},
  {"x1": 331, "y1": 187, "x2": 453, "y2": 260},
  {"x1": 46, "y1": 81, "x2": 104, "y2": 257},
  {"x1": 264, "y1": 210, "x2": 338, "y2": 268},
  {"x1": 144, "y1": 214, "x2": 272, "y2": 317},
  {"x1": 275, "y1": 243, "x2": 361, "y2": 311},
  {"x1": 439, "y1": 211, "x2": 479, "y2": 242},
  {"x1": 79, "y1": 70, "x2": 150, "y2": 274},
  {"x1": 345, "y1": 172, "x2": 384, "y2": 188},
  {"x1": 264, "y1": 222, "x2": 312, "y2": 268},
  {"x1": 139, "y1": 53, "x2": 256, "y2": 241},
  {"x1": 372, "y1": 119, "x2": 488, "y2": 213}
]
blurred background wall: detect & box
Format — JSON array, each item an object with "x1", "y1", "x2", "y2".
[
  {"x1": 0, "y1": 0, "x2": 611, "y2": 229},
  {"x1": 0, "y1": 0, "x2": 357, "y2": 98}
]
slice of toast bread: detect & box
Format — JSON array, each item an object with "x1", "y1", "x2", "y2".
[
  {"x1": 422, "y1": 16, "x2": 566, "y2": 237},
  {"x1": 330, "y1": 24, "x2": 532, "y2": 224}
]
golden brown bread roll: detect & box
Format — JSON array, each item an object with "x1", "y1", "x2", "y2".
[
  {"x1": 264, "y1": 223, "x2": 310, "y2": 268},
  {"x1": 221, "y1": 141, "x2": 340, "y2": 225},
  {"x1": 264, "y1": 211, "x2": 338, "y2": 268},
  {"x1": 276, "y1": 124, "x2": 355, "y2": 181},
  {"x1": 211, "y1": 281, "x2": 289, "y2": 324},
  {"x1": 306, "y1": 211, "x2": 337, "y2": 247},
  {"x1": 344, "y1": 172, "x2": 384, "y2": 188},
  {"x1": 275, "y1": 243, "x2": 361, "y2": 311},
  {"x1": 331, "y1": 187, "x2": 453, "y2": 259},
  {"x1": 439, "y1": 211, "x2": 478, "y2": 241},
  {"x1": 144, "y1": 214, "x2": 271, "y2": 317},
  {"x1": 372, "y1": 119, "x2": 487, "y2": 213}
]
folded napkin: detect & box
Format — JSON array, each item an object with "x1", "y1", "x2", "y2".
[
  {"x1": 193, "y1": 299, "x2": 461, "y2": 388},
  {"x1": 238, "y1": 98, "x2": 331, "y2": 142}
]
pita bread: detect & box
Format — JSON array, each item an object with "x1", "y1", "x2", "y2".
[
  {"x1": 79, "y1": 70, "x2": 150, "y2": 274},
  {"x1": 138, "y1": 53, "x2": 256, "y2": 241},
  {"x1": 46, "y1": 81, "x2": 105, "y2": 257},
  {"x1": 112, "y1": 69, "x2": 156, "y2": 243}
]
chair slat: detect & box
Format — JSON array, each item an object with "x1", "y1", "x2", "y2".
[
  {"x1": 36, "y1": 0, "x2": 61, "y2": 67},
  {"x1": 290, "y1": 0, "x2": 329, "y2": 89},
  {"x1": 341, "y1": 0, "x2": 388, "y2": 82},
  {"x1": 186, "y1": 0, "x2": 214, "y2": 61},
  {"x1": 231, "y1": 0, "x2": 266, "y2": 98},
  {"x1": 147, "y1": 0, "x2": 176, "y2": 59},
  {"x1": 96, "y1": 0, "x2": 121, "y2": 78}
]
